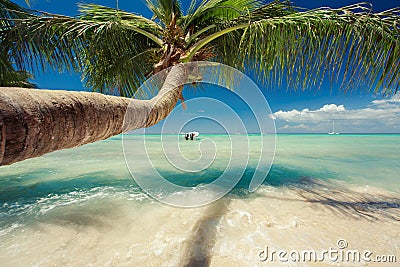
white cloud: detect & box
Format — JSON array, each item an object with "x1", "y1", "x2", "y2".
[
  {"x1": 370, "y1": 95, "x2": 400, "y2": 106},
  {"x1": 318, "y1": 104, "x2": 346, "y2": 112},
  {"x1": 272, "y1": 103, "x2": 347, "y2": 122},
  {"x1": 272, "y1": 95, "x2": 400, "y2": 133},
  {"x1": 280, "y1": 124, "x2": 308, "y2": 130}
]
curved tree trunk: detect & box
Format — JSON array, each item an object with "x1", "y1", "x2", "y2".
[{"x1": 0, "y1": 64, "x2": 187, "y2": 166}]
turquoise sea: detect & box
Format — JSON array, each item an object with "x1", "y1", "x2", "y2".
[{"x1": 0, "y1": 134, "x2": 399, "y2": 266}]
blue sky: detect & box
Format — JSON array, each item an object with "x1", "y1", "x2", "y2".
[{"x1": 12, "y1": 0, "x2": 400, "y2": 133}]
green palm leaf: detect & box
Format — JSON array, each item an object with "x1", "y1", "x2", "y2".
[
  {"x1": 188, "y1": 2, "x2": 399, "y2": 93},
  {"x1": 183, "y1": 0, "x2": 261, "y2": 31},
  {"x1": 145, "y1": 0, "x2": 183, "y2": 27},
  {"x1": 0, "y1": 52, "x2": 36, "y2": 88},
  {"x1": 0, "y1": 0, "x2": 35, "y2": 88},
  {"x1": 4, "y1": 4, "x2": 164, "y2": 96}
]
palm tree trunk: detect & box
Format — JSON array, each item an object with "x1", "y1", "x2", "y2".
[{"x1": 0, "y1": 64, "x2": 187, "y2": 166}]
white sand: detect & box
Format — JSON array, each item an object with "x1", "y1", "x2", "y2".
[{"x1": 1, "y1": 182, "x2": 399, "y2": 267}]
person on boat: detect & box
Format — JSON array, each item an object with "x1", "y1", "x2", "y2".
[
  {"x1": 185, "y1": 133, "x2": 189, "y2": 140},
  {"x1": 190, "y1": 133, "x2": 194, "y2": 140}
]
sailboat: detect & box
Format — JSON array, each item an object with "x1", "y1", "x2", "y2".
[
  {"x1": 328, "y1": 120, "x2": 339, "y2": 135},
  {"x1": 233, "y1": 122, "x2": 241, "y2": 135}
]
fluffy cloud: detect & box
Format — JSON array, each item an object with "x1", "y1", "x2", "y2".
[
  {"x1": 271, "y1": 103, "x2": 347, "y2": 122},
  {"x1": 271, "y1": 95, "x2": 400, "y2": 132}
]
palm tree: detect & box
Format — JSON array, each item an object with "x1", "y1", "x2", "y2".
[{"x1": 0, "y1": 0, "x2": 399, "y2": 166}]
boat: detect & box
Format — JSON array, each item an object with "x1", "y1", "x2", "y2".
[
  {"x1": 183, "y1": 131, "x2": 199, "y2": 140},
  {"x1": 328, "y1": 120, "x2": 339, "y2": 135}
]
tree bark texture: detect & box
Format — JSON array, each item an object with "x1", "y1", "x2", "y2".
[{"x1": 0, "y1": 64, "x2": 187, "y2": 166}]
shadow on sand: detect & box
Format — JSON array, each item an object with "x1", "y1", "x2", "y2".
[
  {"x1": 291, "y1": 177, "x2": 400, "y2": 221},
  {"x1": 180, "y1": 199, "x2": 230, "y2": 267},
  {"x1": 181, "y1": 176, "x2": 400, "y2": 267}
]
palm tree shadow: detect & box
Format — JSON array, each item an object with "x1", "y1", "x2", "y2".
[
  {"x1": 288, "y1": 177, "x2": 400, "y2": 221},
  {"x1": 179, "y1": 176, "x2": 400, "y2": 267},
  {"x1": 180, "y1": 198, "x2": 230, "y2": 267}
]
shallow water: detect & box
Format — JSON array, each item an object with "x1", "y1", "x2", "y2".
[{"x1": 0, "y1": 134, "x2": 399, "y2": 266}]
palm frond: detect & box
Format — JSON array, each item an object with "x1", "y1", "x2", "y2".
[
  {"x1": 202, "y1": 2, "x2": 400, "y2": 94},
  {"x1": 246, "y1": 0, "x2": 294, "y2": 20},
  {"x1": 4, "y1": 5, "x2": 164, "y2": 96},
  {"x1": 182, "y1": 0, "x2": 261, "y2": 34},
  {"x1": 0, "y1": 52, "x2": 36, "y2": 88},
  {"x1": 78, "y1": 4, "x2": 163, "y2": 40},
  {"x1": 0, "y1": 0, "x2": 36, "y2": 88},
  {"x1": 183, "y1": 0, "x2": 291, "y2": 48},
  {"x1": 145, "y1": 0, "x2": 182, "y2": 27},
  {"x1": 82, "y1": 47, "x2": 160, "y2": 97},
  {"x1": 0, "y1": 0, "x2": 29, "y2": 22}
]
